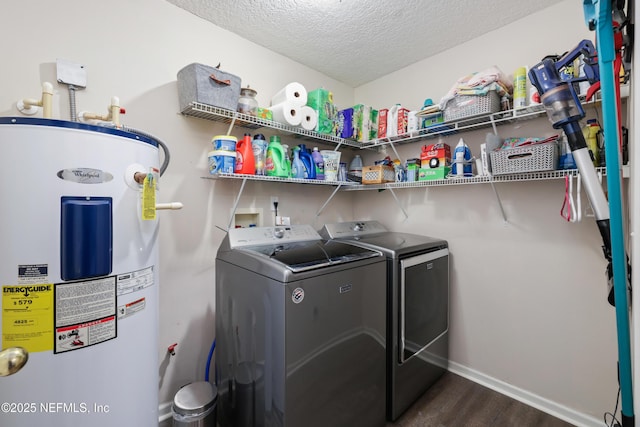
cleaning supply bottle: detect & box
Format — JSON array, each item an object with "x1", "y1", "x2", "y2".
[
  {"x1": 582, "y1": 119, "x2": 601, "y2": 166},
  {"x1": 513, "y1": 67, "x2": 527, "y2": 109},
  {"x1": 235, "y1": 133, "x2": 255, "y2": 175},
  {"x1": 297, "y1": 144, "x2": 316, "y2": 179},
  {"x1": 252, "y1": 133, "x2": 267, "y2": 175},
  {"x1": 311, "y1": 147, "x2": 325, "y2": 180},
  {"x1": 349, "y1": 154, "x2": 363, "y2": 178},
  {"x1": 282, "y1": 144, "x2": 292, "y2": 178},
  {"x1": 266, "y1": 135, "x2": 289, "y2": 178},
  {"x1": 452, "y1": 138, "x2": 472, "y2": 177},
  {"x1": 291, "y1": 147, "x2": 306, "y2": 179}
]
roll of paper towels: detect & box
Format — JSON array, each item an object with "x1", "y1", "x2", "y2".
[
  {"x1": 270, "y1": 82, "x2": 308, "y2": 107},
  {"x1": 300, "y1": 106, "x2": 318, "y2": 131},
  {"x1": 269, "y1": 101, "x2": 302, "y2": 126}
]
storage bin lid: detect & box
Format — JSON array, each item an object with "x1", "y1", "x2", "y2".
[{"x1": 173, "y1": 381, "x2": 217, "y2": 416}]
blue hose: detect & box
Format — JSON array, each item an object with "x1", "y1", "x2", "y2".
[{"x1": 205, "y1": 338, "x2": 216, "y2": 382}]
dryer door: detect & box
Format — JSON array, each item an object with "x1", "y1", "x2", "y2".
[{"x1": 399, "y1": 248, "x2": 449, "y2": 363}]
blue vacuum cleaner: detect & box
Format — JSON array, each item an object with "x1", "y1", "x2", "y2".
[{"x1": 529, "y1": 1, "x2": 634, "y2": 425}]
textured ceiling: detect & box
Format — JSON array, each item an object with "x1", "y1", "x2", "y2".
[{"x1": 166, "y1": 0, "x2": 560, "y2": 87}]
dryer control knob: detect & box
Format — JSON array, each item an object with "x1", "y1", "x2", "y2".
[
  {"x1": 353, "y1": 223, "x2": 363, "y2": 231},
  {"x1": 273, "y1": 227, "x2": 285, "y2": 239}
]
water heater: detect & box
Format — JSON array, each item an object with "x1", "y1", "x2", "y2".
[{"x1": 0, "y1": 117, "x2": 160, "y2": 426}]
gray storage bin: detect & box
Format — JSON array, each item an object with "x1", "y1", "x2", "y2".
[{"x1": 177, "y1": 63, "x2": 241, "y2": 113}]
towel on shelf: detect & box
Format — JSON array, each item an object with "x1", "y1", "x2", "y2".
[{"x1": 440, "y1": 66, "x2": 512, "y2": 108}]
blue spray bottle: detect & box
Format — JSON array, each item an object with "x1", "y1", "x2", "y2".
[{"x1": 452, "y1": 138, "x2": 472, "y2": 177}]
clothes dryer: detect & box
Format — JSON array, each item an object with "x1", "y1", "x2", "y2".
[{"x1": 319, "y1": 220, "x2": 449, "y2": 421}]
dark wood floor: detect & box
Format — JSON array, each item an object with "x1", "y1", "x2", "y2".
[{"x1": 387, "y1": 372, "x2": 576, "y2": 427}]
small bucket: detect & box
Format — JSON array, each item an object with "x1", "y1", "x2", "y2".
[
  {"x1": 208, "y1": 150, "x2": 236, "y2": 174},
  {"x1": 172, "y1": 381, "x2": 217, "y2": 427},
  {"x1": 212, "y1": 135, "x2": 237, "y2": 152}
]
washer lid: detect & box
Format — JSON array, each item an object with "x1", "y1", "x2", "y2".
[{"x1": 240, "y1": 239, "x2": 382, "y2": 272}]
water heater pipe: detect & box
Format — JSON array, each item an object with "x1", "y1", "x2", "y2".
[
  {"x1": 17, "y1": 82, "x2": 54, "y2": 118},
  {"x1": 78, "y1": 96, "x2": 124, "y2": 127}
]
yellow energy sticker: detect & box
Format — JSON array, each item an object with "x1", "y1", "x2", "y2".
[
  {"x1": 141, "y1": 173, "x2": 156, "y2": 221},
  {"x1": 2, "y1": 284, "x2": 54, "y2": 352}
]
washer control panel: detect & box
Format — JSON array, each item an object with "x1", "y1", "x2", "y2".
[
  {"x1": 320, "y1": 220, "x2": 388, "y2": 239},
  {"x1": 228, "y1": 224, "x2": 321, "y2": 248}
]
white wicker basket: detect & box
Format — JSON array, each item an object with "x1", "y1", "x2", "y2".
[
  {"x1": 490, "y1": 142, "x2": 559, "y2": 175},
  {"x1": 443, "y1": 91, "x2": 501, "y2": 121}
]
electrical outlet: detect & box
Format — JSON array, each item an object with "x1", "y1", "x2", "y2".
[{"x1": 270, "y1": 196, "x2": 279, "y2": 211}]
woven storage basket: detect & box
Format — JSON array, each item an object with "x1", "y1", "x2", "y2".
[
  {"x1": 490, "y1": 142, "x2": 559, "y2": 175},
  {"x1": 362, "y1": 165, "x2": 395, "y2": 184},
  {"x1": 443, "y1": 91, "x2": 501, "y2": 121}
]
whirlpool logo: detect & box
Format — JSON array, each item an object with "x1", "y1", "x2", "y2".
[{"x1": 57, "y1": 168, "x2": 113, "y2": 184}]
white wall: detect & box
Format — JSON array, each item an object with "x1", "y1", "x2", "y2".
[
  {"x1": 354, "y1": 1, "x2": 622, "y2": 424},
  {"x1": 0, "y1": 0, "x2": 627, "y2": 425},
  {"x1": 0, "y1": 0, "x2": 356, "y2": 413}
]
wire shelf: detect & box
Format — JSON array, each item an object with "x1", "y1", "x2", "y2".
[
  {"x1": 181, "y1": 102, "x2": 364, "y2": 149},
  {"x1": 203, "y1": 172, "x2": 360, "y2": 186}
]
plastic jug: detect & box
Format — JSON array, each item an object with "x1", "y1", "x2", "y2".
[
  {"x1": 311, "y1": 147, "x2": 325, "y2": 180},
  {"x1": 252, "y1": 134, "x2": 267, "y2": 175},
  {"x1": 235, "y1": 133, "x2": 256, "y2": 175},
  {"x1": 266, "y1": 136, "x2": 289, "y2": 178},
  {"x1": 297, "y1": 144, "x2": 316, "y2": 179},
  {"x1": 291, "y1": 147, "x2": 306, "y2": 179},
  {"x1": 349, "y1": 154, "x2": 363, "y2": 177}
]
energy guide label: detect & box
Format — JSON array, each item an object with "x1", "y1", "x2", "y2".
[
  {"x1": 117, "y1": 266, "x2": 154, "y2": 296},
  {"x1": 2, "y1": 284, "x2": 54, "y2": 352}
]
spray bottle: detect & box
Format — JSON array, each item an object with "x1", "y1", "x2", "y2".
[{"x1": 452, "y1": 138, "x2": 472, "y2": 177}]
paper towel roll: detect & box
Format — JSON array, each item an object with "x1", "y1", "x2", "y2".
[
  {"x1": 269, "y1": 101, "x2": 302, "y2": 126},
  {"x1": 299, "y1": 106, "x2": 318, "y2": 131},
  {"x1": 270, "y1": 82, "x2": 308, "y2": 107}
]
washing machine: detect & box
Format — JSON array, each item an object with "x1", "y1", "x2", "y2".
[
  {"x1": 319, "y1": 220, "x2": 449, "y2": 421},
  {"x1": 215, "y1": 225, "x2": 387, "y2": 427}
]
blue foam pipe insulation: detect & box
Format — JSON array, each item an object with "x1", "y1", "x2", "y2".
[{"x1": 583, "y1": 1, "x2": 634, "y2": 425}]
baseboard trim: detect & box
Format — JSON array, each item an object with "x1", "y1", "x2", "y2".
[{"x1": 448, "y1": 361, "x2": 602, "y2": 427}]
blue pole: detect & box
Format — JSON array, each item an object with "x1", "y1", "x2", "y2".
[{"x1": 583, "y1": 1, "x2": 634, "y2": 425}]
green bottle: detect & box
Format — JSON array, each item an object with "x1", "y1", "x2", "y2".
[{"x1": 266, "y1": 136, "x2": 289, "y2": 178}]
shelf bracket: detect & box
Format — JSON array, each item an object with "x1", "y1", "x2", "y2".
[
  {"x1": 226, "y1": 114, "x2": 237, "y2": 135},
  {"x1": 315, "y1": 184, "x2": 343, "y2": 217},
  {"x1": 387, "y1": 187, "x2": 409, "y2": 220},
  {"x1": 489, "y1": 180, "x2": 508, "y2": 223},
  {"x1": 227, "y1": 177, "x2": 248, "y2": 231}
]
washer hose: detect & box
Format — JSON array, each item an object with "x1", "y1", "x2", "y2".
[{"x1": 205, "y1": 338, "x2": 216, "y2": 383}]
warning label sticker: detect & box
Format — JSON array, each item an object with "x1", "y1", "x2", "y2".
[
  {"x1": 117, "y1": 297, "x2": 146, "y2": 320},
  {"x1": 2, "y1": 284, "x2": 54, "y2": 352},
  {"x1": 17, "y1": 264, "x2": 48, "y2": 284},
  {"x1": 116, "y1": 266, "x2": 154, "y2": 296},
  {"x1": 55, "y1": 316, "x2": 116, "y2": 354},
  {"x1": 54, "y1": 276, "x2": 116, "y2": 354}
]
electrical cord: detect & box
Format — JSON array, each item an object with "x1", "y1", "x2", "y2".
[{"x1": 603, "y1": 386, "x2": 622, "y2": 427}]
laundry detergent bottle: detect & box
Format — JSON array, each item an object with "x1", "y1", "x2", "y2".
[
  {"x1": 235, "y1": 133, "x2": 256, "y2": 174},
  {"x1": 266, "y1": 135, "x2": 289, "y2": 177},
  {"x1": 291, "y1": 146, "x2": 306, "y2": 179},
  {"x1": 312, "y1": 147, "x2": 325, "y2": 180},
  {"x1": 297, "y1": 144, "x2": 316, "y2": 179}
]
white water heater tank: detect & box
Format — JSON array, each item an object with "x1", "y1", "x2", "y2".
[{"x1": 0, "y1": 117, "x2": 160, "y2": 426}]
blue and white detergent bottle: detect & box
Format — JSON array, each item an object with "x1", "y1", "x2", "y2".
[
  {"x1": 291, "y1": 146, "x2": 306, "y2": 179},
  {"x1": 452, "y1": 138, "x2": 472, "y2": 177}
]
